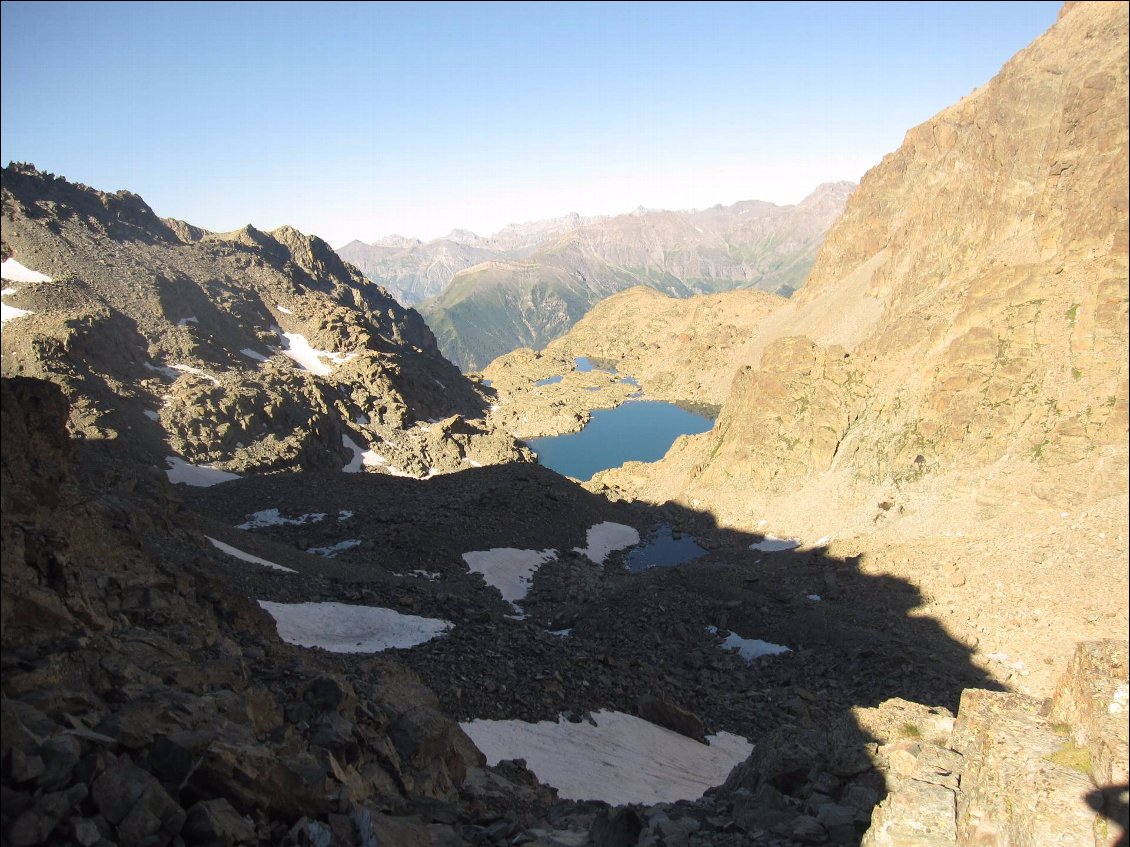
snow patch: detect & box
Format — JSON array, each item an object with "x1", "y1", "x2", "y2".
[
  {"x1": 237, "y1": 508, "x2": 327, "y2": 530},
  {"x1": 276, "y1": 304, "x2": 293, "y2": 314},
  {"x1": 257, "y1": 601, "x2": 451, "y2": 653},
  {"x1": 1, "y1": 258, "x2": 52, "y2": 283},
  {"x1": 164, "y1": 456, "x2": 240, "y2": 486},
  {"x1": 461, "y1": 710, "x2": 753, "y2": 806},
  {"x1": 145, "y1": 362, "x2": 221, "y2": 386},
  {"x1": 240, "y1": 348, "x2": 269, "y2": 362},
  {"x1": 462, "y1": 548, "x2": 557, "y2": 608},
  {"x1": 308, "y1": 539, "x2": 363, "y2": 558},
  {"x1": 177, "y1": 316, "x2": 199, "y2": 327},
  {"x1": 143, "y1": 410, "x2": 160, "y2": 421},
  {"x1": 807, "y1": 594, "x2": 822, "y2": 602},
  {"x1": 574, "y1": 522, "x2": 640, "y2": 565},
  {"x1": 206, "y1": 536, "x2": 296, "y2": 573},
  {"x1": 279, "y1": 331, "x2": 353, "y2": 376},
  {"x1": 707, "y1": 626, "x2": 790, "y2": 660},
  {"x1": 1, "y1": 300, "x2": 33, "y2": 324},
  {"x1": 749, "y1": 536, "x2": 800, "y2": 553}
]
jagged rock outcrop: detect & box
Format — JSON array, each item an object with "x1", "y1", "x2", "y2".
[
  {"x1": 412, "y1": 183, "x2": 853, "y2": 370},
  {"x1": 1, "y1": 164, "x2": 530, "y2": 478},
  {"x1": 863, "y1": 639, "x2": 1128, "y2": 847}
]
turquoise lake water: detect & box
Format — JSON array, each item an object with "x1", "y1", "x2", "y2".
[{"x1": 527, "y1": 400, "x2": 714, "y2": 481}]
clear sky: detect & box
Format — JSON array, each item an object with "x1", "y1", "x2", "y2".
[{"x1": 2, "y1": 1, "x2": 1062, "y2": 247}]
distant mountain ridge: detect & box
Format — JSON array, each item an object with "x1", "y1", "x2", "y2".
[
  {"x1": 337, "y1": 211, "x2": 611, "y2": 306},
  {"x1": 342, "y1": 183, "x2": 852, "y2": 371}
]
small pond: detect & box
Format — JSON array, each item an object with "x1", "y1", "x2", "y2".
[
  {"x1": 527, "y1": 400, "x2": 714, "y2": 481},
  {"x1": 625, "y1": 524, "x2": 706, "y2": 571}
]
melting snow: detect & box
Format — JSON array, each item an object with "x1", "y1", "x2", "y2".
[
  {"x1": 257, "y1": 601, "x2": 452, "y2": 653},
  {"x1": 237, "y1": 508, "x2": 327, "y2": 530},
  {"x1": 279, "y1": 331, "x2": 353, "y2": 376},
  {"x1": 707, "y1": 626, "x2": 791, "y2": 660},
  {"x1": 342, "y1": 434, "x2": 386, "y2": 473},
  {"x1": 240, "y1": 348, "x2": 269, "y2": 362},
  {"x1": 145, "y1": 362, "x2": 221, "y2": 386},
  {"x1": 1, "y1": 301, "x2": 33, "y2": 324},
  {"x1": 308, "y1": 539, "x2": 363, "y2": 558},
  {"x1": 164, "y1": 456, "x2": 240, "y2": 486},
  {"x1": 462, "y1": 548, "x2": 557, "y2": 608},
  {"x1": 461, "y1": 710, "x2": 752, "y2": 806},
  {"x1": 1, "y1": 258, "x2": 52, "y2": 283},
  {"x1": 574, "y1": 522, "x2": 640, "y2": 565},
  {"x1": 749, "y1": 536, "x2": 800, "y2": 552},
  {"x1": 206, "y1": 536, "x2": 296, "y2": 573}
]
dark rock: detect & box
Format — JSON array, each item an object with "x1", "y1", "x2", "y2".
[
  {"x1": 68, "y1": 816, "x2": 102, "y2": 847},
  {"x1": 8, "y1": 784, "x2": 87, "y2": 847},
  {"x1": 590, "y1": 806, "x2": 643, "y2": 847},
  {"x1": 183, "y1": 798, "x2": 257, "y2": 846},
  {"x1": 636, "y1": 696, "x2": 706, "y2": 743},
  {"x1": 815, "y1": 803, "x2": 856, "y2": 844},
  {"x1": 38, "y1": 733, "x2": 82, "y2": 790},
  {"x1": 791, "y1": 814, "x2": 829, "y2": 844}
]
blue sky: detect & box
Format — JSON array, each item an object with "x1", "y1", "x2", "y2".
[{"x1": 2, "y1": 1, "x2": 1062, "y2": 246}]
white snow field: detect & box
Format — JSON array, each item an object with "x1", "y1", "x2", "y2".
[
  {"x1": 206, "y1": 536, "x2": 297, "y2": 573},
  {"x1": 257, "y1": 601, "x2": 452, "y2": 653},
  {"x1": 461, "y1": 710, "x2": 753, "y2": 806},
  {"x1": 164, "y1": 456, "x2": 240, "y2": 486},
  {"x1": 341, "y1": 434, "x2": 387, "y2": 473},
  {"x1": 0, "y1": 257, "x2": 46, "y2": 325},
  {"x1": 237, "y1": 508, "x2": 327, "y2": 530},
  {"x1": 278, "y1": 331, "x2": 353, "y2": 376},
  {"x1": 308, "y1": 539, "x2": 362, "y2": 558},
  {"x1": 574, "y1": 522, "x2": 640, "y2": 565},
  {"x1": 748, "y1": 536, "x2": 800, "y2": 553},
  {"x1": 461, "y1": 548, "x2": 558, "y2": 608},
  {"x1": 144, "y1": 362, "x2": 221, "y2": 385},
  {"x1": 1, "y1": 258, "x2": 52, "y2": 283},
  {"x1": 1, "y1": 296, "x2": 33, "y2": 325},
  {"x1": 706, "y1": 625, "x2": 791, "y2": 660}
]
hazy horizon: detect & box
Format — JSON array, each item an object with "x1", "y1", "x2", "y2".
[{"x1": 1, "y1": 1, "x2": 1062, "y2": 247}]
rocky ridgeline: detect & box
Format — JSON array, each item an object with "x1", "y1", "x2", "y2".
[{"x1": 1, "y1": 164, "x2": 528, "y2": 478}]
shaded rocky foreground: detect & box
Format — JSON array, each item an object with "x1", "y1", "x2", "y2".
[{"x1": 2, "y1": 376, "x2": 1126, "y2": 847}]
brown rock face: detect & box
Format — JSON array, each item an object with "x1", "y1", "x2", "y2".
[{"x1": 600, "y1": 1, "x2": 1128, "y2": 516}]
